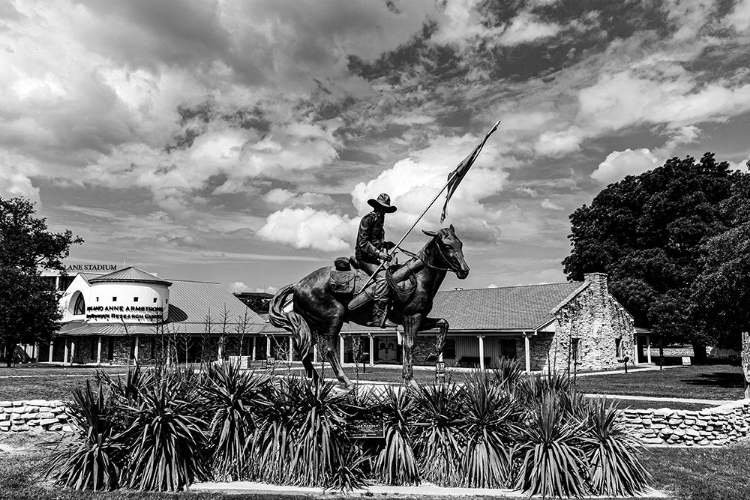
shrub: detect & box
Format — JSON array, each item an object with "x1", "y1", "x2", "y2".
[
  {"x1": 581, "y1": 398, "x2": 651, "y2": 496},
  {"x1": 373, "y1": 386, "x2": 420, "y2": 485},
  {"x1": 513, "y1": 393, "x2": 588, "y2": 498},
  {"x1": 119, "y1": 377, "x2": 208, "y2": 491},
  {"x1": 201, "y1": 362, "x2": 271, "y2": 481},
  {"x1": 490, "y1": 357, "x2": 525, "y2": 390},
  {"x1": 46, "y1": 382, "x2": 124, "y2": 491},
  {"x1": 460, "y1": 372, "x2": 521, "y2": 488},
  {"x1": 411, "y1": 382, "x2": 465, "y2": 486}
]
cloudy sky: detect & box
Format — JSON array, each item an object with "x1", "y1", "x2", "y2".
[{"x1": 3, "y1": 0, "x2": 750, "y2": 293}]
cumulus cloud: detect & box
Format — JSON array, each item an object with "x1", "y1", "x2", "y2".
[
  {"x1": 726, "y1": 0, "x2": 750, "y2": 32},
  {"x1": 256, "y1": 207, "x2": 358, "y2": 252},
  {"x1": 591, "y1": 149, "x2": 660, "y2": 184},
  {"x1": 497, "y1": 11, "x2": 562, "y2": 46},
  {"x1": 264, "y1": 189, "x2": 334, "y2": 206},
  {"x1": 534, "y1": 127, "x2": 584, "y2": 158},
  {"x1": 541, "y1": 199, "x2": 564, "y2": 211}
]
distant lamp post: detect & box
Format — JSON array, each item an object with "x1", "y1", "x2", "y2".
[{"x1": 619, "y1": 355, "x2": 631, "y2": 374}]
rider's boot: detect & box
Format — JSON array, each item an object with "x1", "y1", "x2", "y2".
[{"x1": 369, "y1": 299, "x2": 396, "y2": 328}]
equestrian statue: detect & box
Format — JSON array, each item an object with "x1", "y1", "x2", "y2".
[{"x1": 269, "y1": 193, "x2": 470, "y2": 386}]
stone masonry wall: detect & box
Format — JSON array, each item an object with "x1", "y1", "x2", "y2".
[
  {"x1": 618, "y1": 399, "x2": 750, "y2": 446},
  {"x1": 0, "y1": 400, "x2": 72, "y2": 433},
  {"x1": 538, "y1": 273, "x2": 636, "y2": 372}
]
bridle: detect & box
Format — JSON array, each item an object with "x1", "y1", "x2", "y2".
[{"x1": 415, "y1": 236, "x2": 461, "y2": 273}]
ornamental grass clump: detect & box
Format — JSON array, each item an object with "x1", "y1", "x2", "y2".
[
  {"x1": 46, "y1": 382, "x2": 124, "y2": 491},
  {"x1": 513, "y1": 393, "x2": 588, "y2": 498},
  {"x1": 373, "y1": 385, "x2": 420, "y2": 485},
  {"x1": 251, "y1": 376, "x2": 354, "y2": 487},
  {"x1": 411, "y1": 382, "x2": 465, "y2": 486},
  {"x1": 459, "y1": 372, "x2": 522, "y2": 489},
  {"x1": 201, "y1": 361, "x2": 271, "y2": 481},
  {"x1": 580, "y1": 398, "x2": 651, "y2": 496}
]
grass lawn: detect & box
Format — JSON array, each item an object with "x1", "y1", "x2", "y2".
[
  {"x1": 1, "y1": 432, "x2": 748, "y2": 499},
  {"x1": 573, "y1": 364, "x2": 745, "y2": 401},
  {"x1": 0, "y1": 365, "x2": 129, "y2": 401}
]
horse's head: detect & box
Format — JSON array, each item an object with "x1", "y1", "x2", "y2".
[{"x1": 422, "y1": 224, "x2": 470, "y2": 279}]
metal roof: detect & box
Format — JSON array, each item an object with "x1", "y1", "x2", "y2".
[{"x1": 88, "y1": 267, "x2": 172, "y2": 286}]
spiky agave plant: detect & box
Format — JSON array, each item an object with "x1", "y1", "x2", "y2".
[
  {"x1": 513, "y1": 393, "x2": 588, "y2": 498},
  {"x1": 46, "y1": 382, "x2": 125, "y2": 491},
  {"x1": 373, "y1": 385, "x2": 420, "y2": 485},
  {"x1": 119, "y1": 377, "x2": 208, "y2": 491},
  {"x1": 490, "y1": 357, "x2": 525, "y2": 391},
  {"x1": 460, "y1": 371, "x2": 522, "y2": 488},
  {"x1": 411, "y1": 382, "x2": 465, "y2": 486},
  {"x1": 327, "y1": 444, "x2": 370, "y2": 493},
  {"x1": 580, "y1": 398, "x2": 651, "y2": 496},
  {"x1": 201, "y1": 361, "x2": 271, "y2": 481}
]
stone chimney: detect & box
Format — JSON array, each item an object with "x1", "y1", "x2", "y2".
[{"x1": 584, "y1": 272, "x2": 609, "y2": 317}]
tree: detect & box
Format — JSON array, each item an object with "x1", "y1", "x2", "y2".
[
  {"x1": 0, "y1": 197, "x2": 83, "y2": 366},
  {"x1": 563, "y1": 153, "x2": 737, "y2": 362}
]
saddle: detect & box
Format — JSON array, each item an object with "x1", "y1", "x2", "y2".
[{"x1": 329, "y1": 256, "x2": 417, "y2": 303}]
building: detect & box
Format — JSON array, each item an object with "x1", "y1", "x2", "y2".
[
  {"x1": 42, "y1": 266, "x2": 293, "y2": 365},
  {"x1": 339, "y1": 273, "x2": 642, "y2": 373}
]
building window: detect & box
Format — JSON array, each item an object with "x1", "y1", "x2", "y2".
[
  {"x1": 90, "y1": 339, "x2": 97, "y2": 360},
  {"x1": 112, "y1": 297, "x2": 117, "y2": 302},
  {"x1": 443, "y1": 339, "x2": 456, "y2": 359},
  {"x1": 73, "y1": 294, "x2": 85, "y2": 315},
  {"x1": 150, "y1": 339, "x2": 156, "y2": 359},
  {"x1": 500, "y1": 339, "x2": 517, "y2": 359},
  {"x1": 615, "y1": 337, "x2": 622, "y2": 358},
  {"x1": 107, "y1": 338, "x2": 114, "y2": 361},
  {"x1": 134, "y1": 297, "x2": 139, "y2": 302},
  {"x1": 571, "y1": 338, "x2": 581, "y2": 363},
  {"x1": 153, "y1": 298, "x2": 157, "y2": 303}
]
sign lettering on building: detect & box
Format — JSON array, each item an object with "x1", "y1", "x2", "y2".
[{"x1": 65, "y1": 264, "x2": 118, "y2": 272}]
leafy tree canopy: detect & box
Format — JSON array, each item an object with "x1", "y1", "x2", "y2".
[
  {"x1": 0, "y1": 197, "x2": 83, "y2": 365},
  {"x1": 563, "y1": 153, "x2": 742, "y2": 359}
]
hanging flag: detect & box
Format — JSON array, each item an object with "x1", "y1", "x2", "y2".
[{"x1": 440, "y1": 120, "x2": 501, "y2": 222}]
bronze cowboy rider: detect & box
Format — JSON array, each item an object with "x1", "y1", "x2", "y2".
[{"x1": 348, "y1": 193, "x2": 397, "y2": 327}]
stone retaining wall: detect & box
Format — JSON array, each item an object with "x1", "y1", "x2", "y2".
[
  {"x1": 618, "y1": 399, "x2": 750, "y2": 446},
  {"x1": 0, "y1": 400, "x2": 72, "y2": 433}
]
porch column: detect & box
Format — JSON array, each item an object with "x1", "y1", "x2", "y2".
[
  {"x1": 313, "y1": 343, "x2": 318, "y2": 363},
  {"x1": 266, "y1": 336, "x2": 272, "y2": 358},
  {"x1": 369, "y1": 334, "x2": 375, "y2": 367},
  {"x1": 646, "y1": 335, "x2": 652, "y2": 364},
  {"x1": 48, "y1": 340, "x2": 54, "y2": 363},
  {"x1": 633, "y1": 337, "x2": 639, "y2": 366},
  {"x1": 477, "y1": 335, "x2": 485, "y2": 371},
  {"x1": 32, "y1": 343, "x2": 37, "y2": 361},
  {"x1": 251, "y1": 336, "x2": 257, "y2": 361},
  {"x1": 69, "y1": 339, "x2": 76, "y2": 366},
  {"x1": 287, "y1": 337, "x2": 293, "y2": 362},
  {"x1": 133, "y1": 335, "x2": 139, "y2": 361},
  {"x1": 97, "y1": 336, "x2": 102, "y2": 365},
  {"x1": 218, "y1": 336, "x2": 224, "y2": 361},
  {"x1": 524, "y1": 333, "x2": 531, "y2": 373},
  {"x1": 63, "y1": 338, "x2": 69, "y2": 365},
  {"x1": 339, "y1": 335, "x2": 345, "y2": 365}
]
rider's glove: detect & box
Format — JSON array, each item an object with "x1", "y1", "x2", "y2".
[{"x1": 379, "y1": 251, "x2": 392, "y2": 262}]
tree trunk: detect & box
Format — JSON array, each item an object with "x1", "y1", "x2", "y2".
[
  {"x1": 5, "y1": 343, "x2": 15, "y2": 367},
  {"x1": 692, "y1": 341, "x2": 707, "y2": 364}
]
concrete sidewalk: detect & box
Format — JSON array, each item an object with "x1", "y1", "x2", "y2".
[{"x1": 191, "y1": 481, "x2": 668, "y2": 498}]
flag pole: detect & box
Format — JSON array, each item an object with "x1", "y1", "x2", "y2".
[{"x1": 356, "y1": 119, "x2": 500, "y2": 293}]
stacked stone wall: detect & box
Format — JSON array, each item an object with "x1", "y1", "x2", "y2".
[
  {"x1": 0, "y1": 400, "x2": 72, "y2": 433},
  {"x1": 618, "y1": 399, "x2": 750, "y2": 446}
]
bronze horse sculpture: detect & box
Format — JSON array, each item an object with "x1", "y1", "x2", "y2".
[{"x1": 268, "y1": 225, "x2": 469, "y2": 386}]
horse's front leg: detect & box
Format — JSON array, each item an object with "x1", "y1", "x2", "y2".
[{"x1": 401, "y1": 314, "x2": 422, "y2": 382}]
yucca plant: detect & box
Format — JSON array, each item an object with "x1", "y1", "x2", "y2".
[
  {"x1": 580, "y1": 398, "x2": 651, "y2": 496},
  {"x1": 201, "y1": 362, "x2": 271, "y2": 481},
  {"x1": 411, "y1": 382, "x2": 465, "y2": 486},
  {"x1": 252, "y1": 376, "x2": 352, "y2": 487},
  {"x1": 119, "y1": 378, "x2": 208, "y2": 491},
  {"x1": 460, "y1": 372, "x2": 522, "y2": 488},
  {"x1": 373, "y1": 385, "x2": 420, "y2": 485},
  {"x1": 490, "y1": 357, "x2": 525, "y2": 391},
  {"x1": 46, "y1": 382, "x2": 125, "y2": 491},
  {"x1": 513, "y1": 393, "x2": 588, "y2": 498},
  {"x1": 327, "y1": 444, "x2": 370, "y2": 493}
]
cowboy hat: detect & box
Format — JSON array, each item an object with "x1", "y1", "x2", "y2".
[{"x1": 367, "y1": 193, "x2": 397, "y2": 213}]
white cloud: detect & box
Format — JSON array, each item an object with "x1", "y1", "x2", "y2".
[
  {"x1": 498, "y1": 11, "x2": 562, "y2": 46},
  {"x1": 256, "y1": 207, "x2": 358, "y2": 252},
  {"x1": 726, "y1": 0, "x2": 750, "y2": 32},
  {"x1": 0, "y1": 153, "x2": 41, "y2": 204},
  {"x1": 228, "y1": 281, "x2": 251, "y2": 293},
  {"x1": 264, "y1": 189, "x2": 334, "y2": 206},
  {"x1": 534, "y1": 127, "x2": 584, "y2": 157},
  {"x1": 541, "y1": 199, "x2": 564, "y2": 211},
  {"x1": 591, "y1": 148, "x2": 660, "y2": 185}
]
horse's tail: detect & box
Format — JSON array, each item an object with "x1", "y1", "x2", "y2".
[{"x1": 268, "y1": 283, "x2": 312, "y2": 359}]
